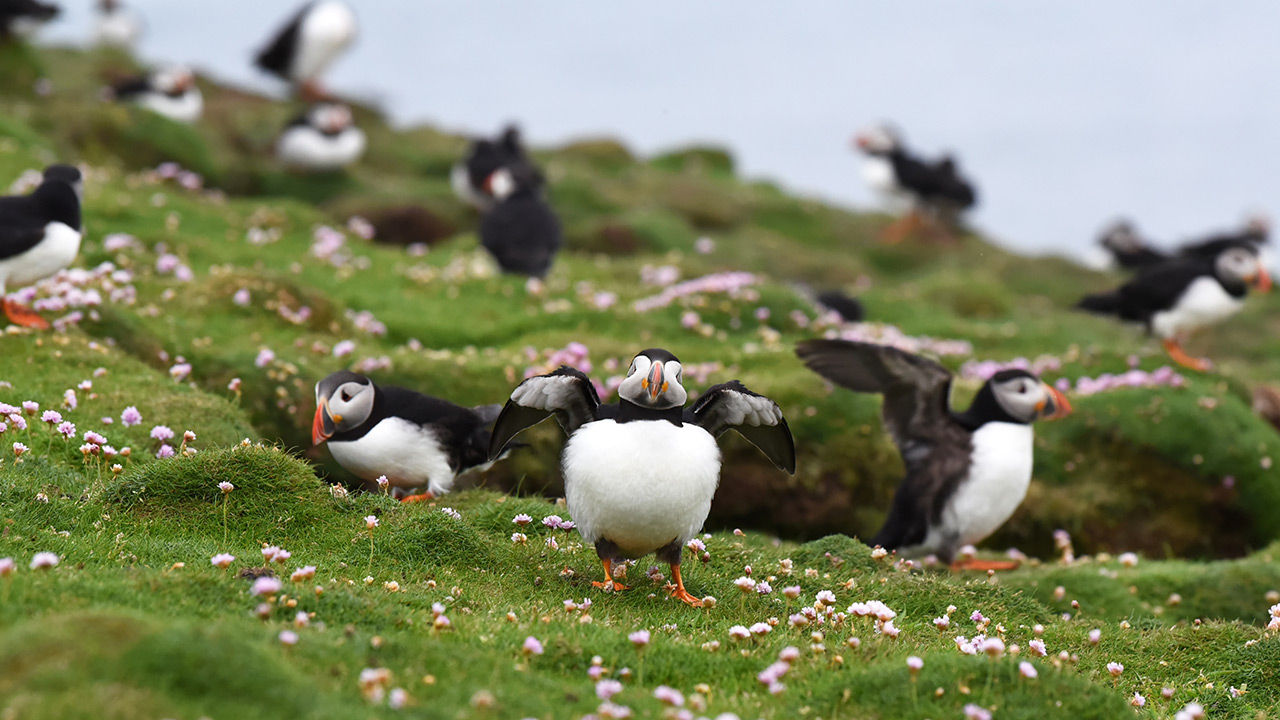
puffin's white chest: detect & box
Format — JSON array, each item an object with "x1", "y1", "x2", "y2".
[
  {"x1": 327, "y1": 418, "x2": 456, "y2": 495},
  {"x1": 136, "y1": 90, "x2": 203, "y2": 124},
  {"x1": 1151, "y1": 277, "x2": 1245, "y2": 338},
  {"x1": 277, "y1": 126, "x2": 366, "y2": 169},
  {"x1": 292, "y1": 1, "x2": 357, "y2": 81},
  {"x1": 451, "y1": 163, "x2": 492, "y2": 211},
  {"x1": 862, "y1": 157, "x2": 909, "y2": 209},
  {"x1": 94, "y1": 10, "x2": 143, "y2": 47},
  {"x1": 935, "y1": 422, "x2": 1034, "y2": 549},
  {"x1": 0, "y1": 222, "x2": 81, "y2": 289},
  {"x1": 562, "y1": 419, "x2": 720, "y2": 558}
]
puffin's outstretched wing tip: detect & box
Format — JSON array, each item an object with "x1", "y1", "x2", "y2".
[
  {"x1": 486, "y1": 367, "x2": 600, "y2": 460},
  {"x1": 692, "y1": 381, "x2": 795, "y2": 474}
]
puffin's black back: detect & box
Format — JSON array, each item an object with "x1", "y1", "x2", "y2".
[
  {"x1": 0, "y1": 180, "x2": 80, "y2": 260},
  {"x1": 111, "y1": 75, "x2": 152, "y2": 99},
  {"x1": 1078, "y1": 254, "x2": 1230, "y2": 326},
  {"x1": 255, "y1": 2, "x2": 310, "y2": 77},
  {"x1": 480, "y1": 192, "x2": 562, "y2": 277},
  {"x1": 891, "y1": 150, "x2": 977, "y2": 208},
  {"x1": 329, "y1": 385, "x2": 495, "y2": 473}
]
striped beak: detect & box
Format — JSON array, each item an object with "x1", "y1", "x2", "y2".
[
  {"x1": 645, "y1": 361, "x2": 665, "y2": 402},
  {"x1": 1037, "y1": 384, "x2": 1072, "y2": 421},
  {"x1": 1252, "y1": 266, "x2": 1272, "y2": 293},
  {"x1": 312, "y1": 399, "x2": 336, "y2": 444}
]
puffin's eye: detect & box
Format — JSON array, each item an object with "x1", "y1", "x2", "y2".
[{"x1": 341, "y1": 390, "x2": 352, "y2": 402}]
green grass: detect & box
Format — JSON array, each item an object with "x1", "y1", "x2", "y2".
[{"x1": 0, "y1": 44, "x2": 1279, "y2": 718}]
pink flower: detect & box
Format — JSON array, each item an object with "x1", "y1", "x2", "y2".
[
  {"x1": 1018, "y1": 661, "x2": 1038, "y2": 679},
  {"x1": 156, "y1": 444, "x2": 175, "y2": 458},
  {"x1": 1088, "y1": 628, "x2": 1101, "y2": 645},
  {"x1": 41, "y1": 410, "x2": 62, "y2": 425},
  {"x1": 749, "y1": 623, "x2": 771, "y2": 636},
  {"x1": 680, "y1": 311, "x2": 701, "y2": 329},
  {"x1": 694, "y1": 237, "x2": 715, "y2": 254},
  {"x1": 278, "y1": 630, "x2": 299, "y2": 645},
  {"x1": 290, "y1": 566, "x2": 316, "y2": 582},
  {"x1": 375, "y1": 475, "x2": 389, "y2": 489},
  {"x1": 121, "y1": 406, "x2": 142, "y2": 426},
  {"x1": 1106, "y1": 662, "x2": 1124, "y2": 677},
  {"x1": 233, "y1": 288, "x2": 251, "y2": 306},
  {"x1": 522, "y1": 636, "x2": 544, "y2": 656},
  {"x1": 219, "y1": 481, "x2": 234, "y2": 494},
  {"x1": 440, "y1": 507, "x2": 461, "y2": 520},
  {"x1": 628, "y1": 630, "x2": 650, "y2": 647},
  {"x1": 12, "y1": 442, "x2": 27, "y2": 456},
  {"x1": 512, "y1": 513, "x2": 533, "y2": 526},
  {"x1": 150, "y1": 425, "x2": 174, "y2": 441},
  {"x1": 57, "y1": 421, "x2": 76, "y2": 438},
  {"x1": 981, "y1": 637, "x2": 1005, "y2": 658},
  {"x1": 0, "y1": 557, "x2": 15, "y2": 577},
  {"x1": 729, "y1": 625, "x2": 750, "y2": 640},
  {"x1": 250, "y1": 576, "x2": 283, "y2": 597},
  {"x1": 1028, "y1": 638, "x2": 1047, "y2": 656},
  {"x1": 1131, "y1": 693, "x2": 1145, "y2": 708},
  {"x1": 169, "y1": 363, "x2": 192, "y2": 381},
  {"x1": 254, "y1": 348, "x2": 275, "y2": 368},
  {"x1": 210, "y1": 553, "x2": 235, "y2": 568},
  {"x1": 83, "y1": 431, "x2": 106, "y2": 445},
  {"x1": 332, "y1": 340, "x2": 356, "y2": 358},
  {"x1": 365, "y1": 515, "x2": 379, "y2": 529},
  {"x1": 595, "y1": 679, "x2": 623, "y2": 700},
  {"x1": 653, "y1": 685, "x2": 684, "y2": 706},
  {"x1": 29, "y1": 552, "x2": 59, "y2": 569},
  {"x1": 21, "y1": 401, "x2": 38, "y2": 415},
  {"x1": 907, "y1": 656, "x2": 923, "y2": 673},
  {"x1": 963, "y1": 704, "x2": 993, "y2": 720}
]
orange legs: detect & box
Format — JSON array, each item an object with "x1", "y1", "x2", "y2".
[
  {"x1": 950, "y1": 558, "x2": 1020, "y2": 572},
  {"x1": 1163, "y1": 338, "x2": 1212, "y2": 372},
  {"x1": 591, "y1": 559, "x2": 630, "y2": 592},
  {"x1": 667, "y1": 564, "x2": 702, "y2": 607},
  {"x1": 3, "y1": 298, "x2": 49, "y2": 329},
  {"x1": 399, "y1": 491, "x2": 434, "y2": 504}
]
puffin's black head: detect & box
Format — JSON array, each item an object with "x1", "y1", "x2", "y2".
[
  {"x1": 499, "y1": 125, "x2": 523, "y2": 155},
  {"x1": 1099, "y1": 219, "x2": 1141, "y2": 253},
  {"x1": 618, "y1": 348, "x2": 687, "y2": 410},
  {"x1": 1213, "y1": 243, "x2": 1271, "y2": 293},
  {"x1": 313, "y1": 370, "x2": 375, "y2": 444},
  {"x1": 853, "y1": 123, "x2": 902, "y2": 156},
  {"x1": 42, "y1": 164, "x2": 83, "y2": 204},
  {"x1": 966, "y1": 369, "x2": 1072, "y2": 426}
]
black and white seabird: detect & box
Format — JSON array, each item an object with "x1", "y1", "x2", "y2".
[
  {"x1": 313, "y1": 371, "x2": 503, "y2": 502},
  {"x1": 0, "y1": 164, "x2": 81, "y2": 329},
  {"x1": 451, "y1": 125, "x2": 541, "y2": 212},
  {"x1": 0, "y1": 0, "x2": 58, "y2": 40},
  {"x1": 796, "y1": 339, "x2": 1071, "y2": 569},
  {"x1": 110, "y1": 66, "x2": 203, "y2": 124},
  {"x1": 255, "y1": 0, "x2": 357, "y2": 101},
  {"x1": 276, "y1": 102, "x2": 366, "y2": 170},
  {"x1": 1078, "y1": 242, "x2": 1271, "y2": 371},
  {"x1": 479, "y1": 165, "x2": 562, "y2": 278},
  {"x1": 1097, "y1": 215, "x2": 1271, "y2": 271},
  {"x1": 488, "y1": 349, "x2": 795, "y2": 606},
  {"x1": 92, "y1": 0, "x2": 142, "y2": 48},
  {"x1": 854, "y1": 124, "x2": 977, "y2": 243},
  {"x1": 1096, "y1": 219, "x2": 1167, "y2": 270}
]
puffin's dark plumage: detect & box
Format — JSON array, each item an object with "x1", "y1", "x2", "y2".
[
  {"x1": 0, "y1": 164, "x2": 82, "y2": 328},
  {"x1": 816, "y1": 290, "x2": 865, "y2": 323},
  {"x1": 254, "y1": 1, "x2": 356, "y2": 99},
  {"x1": 312, "y1": 370, "x2": 503, "y2": 500},
  {"x1": 488, "y1": 349, "x2": 794, "y2": 604},
  {"x1": 452, "y1": 125, "x2": 543, "y2": 210},
  {"x1": 0, "y1": 0, "x2": 58, "y2": 38},
  {"x1": 1077, "y1": 242, "x2": 1270, "y2": 370},
  {"x1": 857, "y1": 125, "x2": 977, "y2": 211},
  {"x1": 1100, "y1": 217, "x2": 1270, "y2": 271},
  {"x1": 254, "y1": 3, "x2": 308, "y2": 78},
  {"x1": 1098, "y1": 219, "x2": 1168, "y2": 270},
  {"x1": 796, "y1": 339, "x2": 1069, "y2": 566},
  {"x1": 479, "y1": 164, "x2": 562, "y2": 278}
]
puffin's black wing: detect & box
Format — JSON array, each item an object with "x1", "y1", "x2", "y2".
[
  {"x1": 487, "y1": 366, "x2": 600, "y2": 460},
  {"x1": 0, "y1": 193, "x2": 53, "y2": 260},
  {"x1": 690, "y1": 381, "x2": 796, "y2": 473},
  {"x1": 255, "y1": 2, "x2": 310, "y2": 77},
  {"x1": 110, "y1": 76, "x2": 151, "y2": 99},
  {"x1": 796, "y1": 339, "x2": 971, "y2": 549},
  {"x1": 1078, "y1": 258, "x2": 1211, "y2": 323},
  {"x1": 479, "y1": 194, "x2": 562, "y2": 277}
]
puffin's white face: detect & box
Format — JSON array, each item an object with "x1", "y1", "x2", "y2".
[
  {"x1": 313, "y1": 373, "x2": 374, "y2": 443},
  {"x1": 155, "y1": 67, "x2": 194, "y2": 94},
  {"x1": 1216, "y1": 247, "x2": 1271, "y2": 291},
  {"x1": 618, "y1": 353, "x2": 688, "y2": 410},
  {"x1": 313, "y1": 104, "x2": 353, "y2": 133},
  {"x1": 989, "y1": 372, "x2": 1070, "y2": 424},
  {"x1": 854, "y1": 125, "x2": 900, "y2": 155},
  {"x1": 485, "y1": 167, "x2": 517, "y2": 200}
]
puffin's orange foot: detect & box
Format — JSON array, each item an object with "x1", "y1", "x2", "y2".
[
  {"x1": 592, "y1": 580, "x2": 630, "y2": 592},
  {"x1": 1163, "y1": 339, "x2": 1213, "y2": 373},
  {"x1": 3, "y1": 299, "x2": 49, "y2": 329},
  {"x1": 950, "y1": 559, "x2": 1020, "y2": 572},
  {"x1": 399, "y1": 492, "x2": 434, "y2": 504},
  {"x1": 669, "y1": 587, "x2": 703, "y2": 607}
]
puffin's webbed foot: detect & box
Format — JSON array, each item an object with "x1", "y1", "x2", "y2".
[
  {"x1": 399, "y1": 491, "x2": 434, "y2": 504},
  {"x1": 950, "y1": 559, "x2": 1020, "y2": 572},
  {"x1": 591, "y1": 557, "x2": 630, "y2": 592},
  {"x1": 666, "y1": 564, "x2": 703, "y2": 607},
  {"x1": 3, "y1": 298, "x2": 49, "y2": 329},
  {"x1": 1162, "y1": 339, "x2": 1212, "y2": 372}
]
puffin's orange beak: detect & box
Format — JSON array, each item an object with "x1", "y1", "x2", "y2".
[
  {"x1": 647, "y1": 361, "x2": 664, "y2": 401},
  {"x1": 853, "y1": 134, "x2": 870, "y2": 150},
  {"x1": 1038, "y1": 384, "x2": 1072, "y2": 421},
  {"x1": 312, "y1": 399, "x2": 335, "y2": 444},
  {"x1": 1253, "y1": 267, "x2": 1272, "y2": 293}
]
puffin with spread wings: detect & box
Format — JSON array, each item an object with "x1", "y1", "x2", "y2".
[
  {"x1": 488, "y1": 348, "x2": 795, "y2": 606},
  {"x1": 796, "y1": 339, "x2": 1070, "y2": 570}
]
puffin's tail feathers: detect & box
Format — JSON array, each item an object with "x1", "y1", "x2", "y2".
[{"x1": 1076, "y1": 291, "x2": 1121, "y2": 315}]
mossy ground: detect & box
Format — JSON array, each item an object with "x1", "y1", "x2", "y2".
[{"x1": 0, "y1": 45, "x2": 1278, "y2": 719}]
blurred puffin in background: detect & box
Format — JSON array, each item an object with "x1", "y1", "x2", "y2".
[
  {"x1": 797, "y1": 339, "x2": 1070, "y2": 569},
  {"x1": 0, "y1": 164, "x2": 82, "y2": 329},
  {"x1": 451, "y1": 125, "x2": 541, "y2": 212},
  {"x1": 255, "y1": 0, "x2": 357, "y2": 101},
  {"x1": 0, "y1": 0, "x2": 58, "y2": 40},
  {"x1": 479, "y1": 163, "x2": 562, "y2": 278},
  {"x1": 109, "y1": 65, "x2": 203, "y2": 123},
  {"x1": 92, "y1": 0, "x2": 142, "y2": 48},
  {"x1": 1095, "y1": 214, "x2": 1271, "y2": 271},
  {"x1": 1078, "y1": 240, "x2": 1271, "y2": 371},
  {"x1": 276, "y1": 102, "x2": 366, "y2": 170},
  {"x1": 854, "y1": 124, "x2": 977, "y2": 243}
]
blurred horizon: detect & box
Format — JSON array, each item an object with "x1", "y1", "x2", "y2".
[{"x1": 42, "y1": 1, "x2": 1280, "y2": 261}]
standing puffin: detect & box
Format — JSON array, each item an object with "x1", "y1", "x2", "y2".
[
  {"x1": 450, "y1": 125, "x2": 540, "y2": 211},
  {"x1": 0, "y1": 164, "x2": 81, "y2": 329},
  {"x1": 854, "y1": 124, "x2": 977, "y2": 243},
  {"x1": 276, "y1": 103, "x2": 366, "y2": 170},
  {"x1": 479, "y1": 164, "x2": 561, "y2": 277},
  {"x1": 313, "y1": 371, "x2": 504, "y2": 502},
  {"x1": 796, "y1": 339, "x2": 1071, "y2": 569},
  {"x1": 255, "y1": 1, "x2": 357, "y2": 101},
  {"x1": 1078, "y1": 242, "x2": 1271, "y2": 371},
  {"x1": 110, "y1": 66, "x2": 203, "y2": 124},
  {"x1": 92, "y1": 0, "x2": 142, "y2": 48},
  {"x1": 0, "y1": 0, "x2": 58, "y2": 39},
  {"x1": 488, "y1": 349, "x2": 795, "y2": 605}
]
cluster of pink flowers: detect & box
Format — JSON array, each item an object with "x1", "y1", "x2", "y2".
[
  {"x1": 819, "y1": 323, "x2": 973, "y2": 357},
  {"x1": 153, "y1": 162, "x2": 203, "y2": 191},
  {"x1": 755, "y1": 645, "x2": 801, "y2": 695},
  {"x1": 639, "y1": 264, "x2": 680, "y2": 287},
  {"x1": 6, "y1": 263, "x2": 136, "y2": 331},
  {"x1": 310, "y1": 225, "x2": 349, "y2": 265},
  {"x1": 346, "y1": 309, "x2": 387, "y2": 336},
  {"x1": 1064, "y1": 366, "x2": 1186, "y2": 397},
  {"x1": 155, "y1": 251, "x2": 194, "y2": 282},
  {"x1": 633, "y1": 271, "x2": 759, "y2": 312},
  {"x1": 1267, "y1": 603, "x2": 1280, "y2": 632},
  {"x1": 524, "y1": 342, "x2": 593, "y2": 378},
  {"x1": 960, "y1": 355, "x2": 1063, "y2": 381}
]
